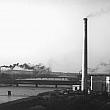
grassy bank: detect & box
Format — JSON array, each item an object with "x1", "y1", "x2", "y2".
[{"x1": 0, "y1": 90, "x2": 110, "y2": 110}]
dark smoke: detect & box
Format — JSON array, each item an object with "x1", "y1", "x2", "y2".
[{"x1": 1, "y1": 63, "x2": 51, "y2": 72}]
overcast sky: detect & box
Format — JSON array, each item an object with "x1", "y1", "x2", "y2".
[{"x1": 0, "y1": 0, "x2": 110, "y2": 72}]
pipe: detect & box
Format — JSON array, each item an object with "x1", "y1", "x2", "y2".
[
  {"x1": 90, "y1": 76, "x2": 93, "y2": 91},
  {"x1": 81, "y1": 18, "x2": 88, "y2": 93}
]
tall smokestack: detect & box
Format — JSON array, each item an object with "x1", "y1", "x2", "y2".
[{"x1": 81, "y1": 18, "x2": 88, "y2": 93}]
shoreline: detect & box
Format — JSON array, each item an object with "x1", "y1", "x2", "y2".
[{"x1": 0, "y1": 90, "x2": 109, "y2": 110}]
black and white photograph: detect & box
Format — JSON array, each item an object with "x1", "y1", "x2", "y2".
[{"x1": 0, "y1": 0, "x2": 110, "y2": 110}]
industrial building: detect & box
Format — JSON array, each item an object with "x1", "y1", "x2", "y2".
[{"x1": 72, "y1": 73, "x2": 110, "y2": 93}]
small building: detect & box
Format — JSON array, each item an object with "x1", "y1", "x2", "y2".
[
  {"x1": 72, "y1": 85, "x2": 80, "y2": 91},
  {"x1": 90, "y1": 74, "x2": 110, "y2": 92}
]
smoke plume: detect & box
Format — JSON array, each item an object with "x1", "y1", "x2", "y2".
[
  {"x1": 90, "y1": 61, "x2": 110, "y2": 73},
  {"x1": 87, "y1": 7, "x2": 110, "y2": 18}
]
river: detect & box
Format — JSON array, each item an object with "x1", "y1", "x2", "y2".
[{"x1": 0, "y1": 85, "x2": 71, "y2": 104}]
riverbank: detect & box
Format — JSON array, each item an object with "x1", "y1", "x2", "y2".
[
  {"x1": 0, "y1": 90, "x2": 110, "y2": 110},
  {"x1": 0, "y1": 85, "x2": 110, "y2": 110}
]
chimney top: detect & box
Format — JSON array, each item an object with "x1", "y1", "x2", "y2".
[{"x1": 83, "y1": 18, "x2": 88, "y2": 21}]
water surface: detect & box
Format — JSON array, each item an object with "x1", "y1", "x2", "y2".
[{"x1": 0, "y1": 85, "x2": 56, "y2": 104}]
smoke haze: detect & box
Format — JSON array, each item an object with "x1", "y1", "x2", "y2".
[
  {"x1": 87, "y1": 7, "x2": 110, "y2": 18},
  {"x1": 90, "y1": 61, "x2": 110, "y2": 73}
]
